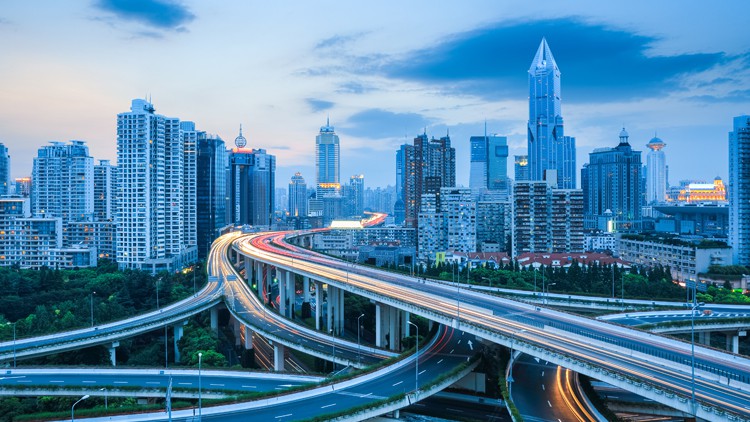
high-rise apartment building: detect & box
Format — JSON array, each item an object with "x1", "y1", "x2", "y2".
[
  {"x1": 180, "y1": 122, "x2": 199, "y2": 255},
  {"x1": 417, "y1": 187, "x2": 475, "y2": 261},
  {"x1": 196, "y1": 133, "x2": 226, "y2": 259},
  {"x1": 514, "y1": 155, "x2": 529, "y2": 182},
  {"x1": 116, "y1": 99, "x2": 195, "y2": 272},
  {"x1": 729, "y1": 115, "x2": 750, "y2": 266},
  {"x1": 476, "y1": 200, "x2": 511, "y2": 252},
  {"x1": 229, "y1": 127, "x2": 275, "y2": 227},
  {"x1": 402, "y1": 132, "x2": 456, "y2": 228},
  {"x1": 94, "y1": 160, "x2": 117, "y2": 221},
  {"x1": 583, "y1": 128, "x2": 642, "y2": 231},
  {"x1": 288, "y1": 172, "x2": 308, "y2": 218},
  {"x1": 0, "y1": 143, "x2": 9, "y2": 196},
  {"x1": 645, "y1": 136, "x2": 667, "y2": 204},
  {"x1": 31, "y1": 141, "x2": 94, "y2": 230},
  {"x1": 14, "y1": 177, "x2": 31, "y2": 197},
  {"x1": 527, "y1": 39, "x2": 576, "y2": 189},
  {"x1": 513, "y1": 177, "x2": 583, "y2": 256}
]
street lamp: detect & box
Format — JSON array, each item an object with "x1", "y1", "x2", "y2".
[
  {"x1": 90, "y1": 292, "x2": 96, "y2": 327},
  {"x1": 71, "y1": 394, "x2": 89, "y2": 421},
  {"x1": 690, "y1": 299, "x2": 705, "y2": 414},
  {"x1": 357, "y1": 313, "x2": 365, "y2": 366},
  {"x1": 533, "y1": 267, "x2": 538, "y2": 298},
  {"x1": 99, "y1": 387, "x2": 107, "y2": 410},
  {"x1": 198, "y1": 352, "x2": 203, "y2": 421},
  {"x1": 507, "y1": 329, "x2": 527, "y2": 398},
  {"x1": 407, "y1": 321, "x2": 419, "y2": 393}
]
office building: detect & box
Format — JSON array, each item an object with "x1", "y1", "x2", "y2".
[
  {"x1": 196, "y1": 133, "x2": 227, "y2": 258},
  {"x1": 0, "y1": 143, "x2": 9, "y2": 196},
  {"x1": 313, "y1": 118, "x2": 341, "y2": 222},
  {"x1": 645, "y1": 136, "x2": 668, "y2": 204},
  {"x1": 288, "y1": 172, "x2": 308, "y2": 218},
  {"x1": 513, "y1": 176, "x2": 584, "y2": 256},
  {"x1": 729, "y1": 115, "x2": 750, "y2": 266},
  {"x1": 229, "y1": 127, "x2": 275, "y2": 228},
  {"x1": 527, "y1": 39, "x2": 576, "y2": 189},
  {"x1": 583, "y1": 128, "x2": 642, "y2": 231},
  {"x1": 402, "y1": 132, "x2": 456, "y2": 228},
  {"x1": 344, "y1": 174, "x2": 365, "y2": 217},
  {"x1": 116, "y1": 99, "x2": 194, "y2": 272},
  {"x1": 514, "y1": 155, "x2": 529, "y2": 182},
  {"x1": 470, "y1": 132, "x2": 509, "y2": 197},
  {"x1": 31, "y1": 141, "x2": 94, "y2": 226}
]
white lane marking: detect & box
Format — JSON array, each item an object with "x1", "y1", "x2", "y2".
[
  {"x1": 437, "y1": 359, "x2": 443, "y2": 364},
  {"x1": 242, "y1": 385, "x2": 256, "y2": 388},
  {"x1": 321, "y1": 403, "x2": 336, "y2": 409},
  {"x1": 178, "y1": 382, "x2": 192, "y2": 386},
  {"x1": 114, "y1": 381, "x2": 128, "y2": 384},
  {"x1": 146, "y1": 382, "x2": 160, "y2": 385},
  {"x1": 393, "y1": 381, "x2": 403, "y2": 386},
  {"x1": 458, "y1": 340, "x2": 462, "y2": 344},
  {"x1": 450, "y1": 349, "x2": 455, "y2": 354},
  {"x1": 49, "y1": 380, "x2": 64, "y2": 383},
  {"x1": 16, "y1": 380, "x2": 31, "y2": 383},
  {"x1": 541, "y1": 384, "x2": 545, "y2": 391},
  {"x1": 541, "y1": 371, "x2": 544, "y2": 376},
  {"x1": 418, "y1": 370, "x2": 426, "y2": 375},
  {"x1": 275, "y1": 414, "x2": 293, "y2": 419},
  {"x1": 210, "y1": 383, "x2": 224, "y2": 387},
  {"x1": 547, "y1": 400, "x2": 552, "y2": 407},
  {"x1": 447, "y1": 408, "x2": 463, "y2": 412},
  {"x1": 82, "y1": 381, "x2": 96, "y2": 383}
]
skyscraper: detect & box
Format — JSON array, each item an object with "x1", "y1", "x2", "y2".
[
  {"x1": 514, "y1": 155, "x2": 529, "y2": 182},
  {"x1": 31, "y1": 141, "x2": 94, "y2": 226},
  {"x1": 229, "y1": 127, "x2": 275, "y2": 227},
  {"x1": 729, "y1": 115, "x2": 750, "y2": 266},
  {"x1": 469, "y1": 135, "x2": 487, "y2": 193},
  {"x1": 645, "y1": 136, "x2": 667, "y2": 204},
  {"x1": 0, "y1": 143, "x2": 9, "y2": 196},
  {"x1": 583, "y1": 128, "x2": 642, "y2": 231},
  {"x1": 196, "y1": 133, "x2": 226, "y2": 259},
  {"x1": 288, "y1": 172, "x2": 308, "y2": 218},
  {"x1": 116, "y1": 99, "x2": 194, "y2": 272},
  {"x1": 402, "y1": 132, "x2": 456, "y2": 228},
  {"x1": 180, "y1": 121, "x2": 198, "y2": 255},
  {"x1": 345, "y1": 174, "x2": 365, "y2": 217},
  {"x1": 527, "y1": 39, "x2": 576, "y2": 189},
  {"x1": 94, "y1": 159, "x2": 117, "y2": 221},
  {"x1": 417, "y1": 187, "x2": 476, "y2": 261},
  {"x1": 315, "y1": 118, "x2": 340, "y2": 198},
  {"x1": 471, "y1": 133, "x2": 508, "y2": 196}
]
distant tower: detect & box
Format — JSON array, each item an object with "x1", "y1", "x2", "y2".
[
  {"x1": 527, "y1": 38, "x2": 576, "y2": 189},
  {"x1": 0, "y1": 143, "x2": 9, "y2": 196},
  {"x1": 514, "y1": 155, "x2": 529, "y2": 182},
  {"x1": 229, "y1": 126, "x2": 275, "y2": 227},
  {"x1": 196, "y1": 133, "x2": 226, "y2": 259},
  {"x1": 729, "y1": 115, "x2": 750, "y2": 266},
  {"x1": 288, "y1": 172, "x2": 308, "y2": 217},
  {"x1": 645, "y1": 135, "x2": 667, "y2": 204}
]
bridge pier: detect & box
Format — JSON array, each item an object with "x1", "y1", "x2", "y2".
[
  {"x1": 257, "y1": 262, "x2": 266, "y2": 303},
  {"x1": 233, "y1": 317, "x2": 242, "y2": 346},
  {"x1": 315, "y1": 281, "x2": 323, "y2": 330},
  {"x1": 279, "y1": 268, "x2": 288, "y2": 317},
  {"x1": 210, "y1": 307, "x2": 219, "y2": 333},
  {"x1": 108, "y1": 341, "x2": 119, "y2": 366},
  {"x1": 698, "y1": 331, "x2": 711, "y2": 346},
  {"x1": 243, "y1": 325, "x2": 253, "y2": 350},
  {"x1": 173, "y1": 321, "x2": 186, "y2": 363},
  {"x1": 286, "y1": 270, "x2": 295, "y2": 318},
  {"x1": 326, "y1": 285, "x2": 345, "y2": 335},
  {"x1": 726, "y1": 330, "x2": 746, "y2": 354},
  {"x1": 244, "y1": 258, "x2": 252, "y2": 285},
  {"x1": 274, "y1": 344, "x2": 285, "y2": 371}
]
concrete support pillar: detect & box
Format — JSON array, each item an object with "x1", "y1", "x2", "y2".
[
  {"x1": 278, "y1": 269, "x2": 287, "y2": 316},
  {"x1": 403, "y1": 311, "x2": 410, "y2": 337},
  {"x1": 108, "y1": 341, "x2": 119, "y2": 366},
  {"x1": 376, "y1": 302, "x2": 387, "y2": 348},
  {"x1": 235, "y1": 250, "x2": 241, "y2": 266},
  {"x1": 244, "y1": 259, "x2": 252, "y2": 283},
  {"x1": 699, "y1": 331, "x2": 711, "y2": 346},
  {"x1": 273, "y1": 344, "x2": 285, "y2": 371},
  {"x1": 336, "y1": 286, "x2": 345, "y2": 334},
  {"x1": 286, "y1": 270, "x2": 294, "y2": 318},
  {"x1": 258, "y1": 262, "x2": 266, "y2": 303},
  {"x1": 327, "y1": 285, "x2": 335, "y2": 334},
  {"x1": 243, "y1": 325, "x2": 253, "y2": 350},
  {"x1": 233, "y1": 318, "x2": 242, "y2": 346},
  {"x1": 389, "y1": 306, "x2": 398, "y2": 351},
  {"x1": 303, "y1": 276, "x2": 310, "y2": 302},
  {"x1": 210, "y1": 307, "x2": 219, "y2": 333},
  {"x1": 173, "y1": 323, "x2": 185, "y2": 363},
  {"x1": 315, "y1": 281, "x2": 322, "y2": 331}
]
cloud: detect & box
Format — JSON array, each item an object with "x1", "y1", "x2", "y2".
[
  {"x1": 315, "y1": 32, "x2": 367, "y2": 50},
  {"x1": 336, "y1": 81, "x2": 373, "y2": 94},
  {"x1": 366, "y1": 18, "x2": 725, "y2": 102},
  {"x1": 95, "y1": 0, "x2": 194, "y2": 31},
  {"x1": 341, "y1": 109, "x2": 434, "y2": 139},
  {"x1": 686, "y1": 89, "x2": 750, "y2": 103},
  {"x1": 306, "y1": 98, "x2": 334, "y2": 112}
]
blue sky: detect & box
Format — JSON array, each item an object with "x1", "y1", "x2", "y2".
[{"x1": 1, "y1": 1, "x2": 748, "y2": 189}]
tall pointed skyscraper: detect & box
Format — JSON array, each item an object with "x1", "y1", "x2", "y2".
[
  {"x1": 645, "y1": 135, "x2": 667, "y2": 204},
  {"x1": 527, "y1": 38, "x2": 576, "y2": 189}
]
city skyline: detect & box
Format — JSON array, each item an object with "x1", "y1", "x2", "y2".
[{"x1": 1, "y1": 1, "x2": 749, "y2": 188}]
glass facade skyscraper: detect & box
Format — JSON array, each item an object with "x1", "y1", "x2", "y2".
[
  {"x1": 729, "y1": 115, "x2": 750, "y2": 266},
  {"x1": 645, "y1": 136, "x2": 667, "y2": 204},
  {"x1": 288, "y1": 172, "x2": 307, "y2": 218},
  {"x1": 196, "y1": 133, "x2": 226, "y2": 259},
  {"x1": 315, "y1": 118, "x2": 340, "y2": 198},
  {"x1": 527, "y1": 39, "x2": 576, "y2": 189},
  {"x1": 229, "y1": 128, "x2": 275, "y2": 227},
  {"x1": 0, "y1": 143, "x2": 9, "y2": 196}
]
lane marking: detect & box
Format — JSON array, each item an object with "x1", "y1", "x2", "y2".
[
  {"x1": 321, "y1": 403, "x2": 336, "y2": 409},
  {"x1": 146, "y1": 382, "x2": 160, "y2": 385},
  {"x1": 418, "y1": 370, "x2": 426, "y2": 375},
  {"x1": 49, "y1": 380, "x2": 64, "y2": 383},
  {"x1": 242, "y1": 385, "x2": 256, "y2": 388},
  {"x1": 178, "y1": 383, "x2": 192, "y2": 386},
  {"x1": 450, "y1": 349, "x2": 455, "y2": 354},
  {"x1": 541, "y1": 384, "x2": 545, "y2": 391},
  {"x1": 275, "y1": 414, "x2": 293, "y2": 419},
  {"x1": 392, "y1": 381, "x2": 403, "y2": 386},
  {"x1": 82, "y1": 381, "x2": 96, "y2": 384},
  {"x1": 16, "y1": 380, "x2": 31, "y2": 383},
  {"x1": 210, "y1": 383, "x2": 224, "y2": 387},
  {"x1": 547, "y1": 400, "x2": 552, "y2": 407},
  {"x1": 114, "y1": 381, "x2": 127, "y2": 384},
  {"x1": 437, "y1": 359, "x2": 443, "y2": 364}
]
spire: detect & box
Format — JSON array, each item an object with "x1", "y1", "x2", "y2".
[
  {"x1": 529, "y1": 38, "x2": 559, "y2": 72},
  {"x1": 327, "y1": 115, "x2": 330, "y2": 127},
  {"x1": 235, "y1": 124, "x2": 247, "y2": 148}
]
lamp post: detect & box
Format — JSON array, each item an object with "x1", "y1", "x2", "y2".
[
  {"x1": 90, "y1": 291, "x2": 96, "y2": 327},
  {"x1": 508, "y1": 329, "x2": 527, "y2": 398},
  {"x1": 690, "y1": 297, "x2": 705, "y2": 415},
  {"x1": 533, "y1": 267, "x2": 538, "y2": 298},
  {"x1": 611, "y1": 266, "x2": 615, "y2": 300},
  {"x1": 621, "y1": 274, "x2": 625, "y2": 311},
  {"x1": 99, "y1": 388, "x2": 107, "y2": 410},
  {"x1": 357, "y1": 313, "x2": 365, "y2": 366},
  {"x1": 198, "y1": 352, "x2": 203, "y2": 421},
  {"x1": 545, "y1": 282, "x2": 556, "y2": 304},
  {"x1": 71, "y1": 394, "x2": 89, "y2": 421},
  {"x1": 407, "y1": 321, "x2": 419, "y2": 393}
]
